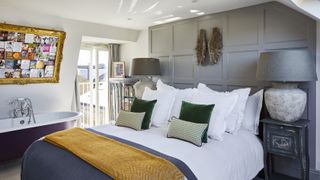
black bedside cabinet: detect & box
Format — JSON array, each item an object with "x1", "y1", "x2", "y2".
[{"x1": 261, "y1": 118, "x2": 309, "y2": 180}]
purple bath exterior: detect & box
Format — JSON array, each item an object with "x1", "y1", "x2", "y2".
[{"x1": 0, "y1": 112, "x2": 81, "y2": 163}]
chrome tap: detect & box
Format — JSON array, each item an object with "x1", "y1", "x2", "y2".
[{"x1": 9, "y1": 98, "x2": 36, "y2": 124}]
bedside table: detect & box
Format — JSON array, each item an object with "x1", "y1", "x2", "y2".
[{"x1": 261, "y1": 118, "x2": 309, "y2": 180}]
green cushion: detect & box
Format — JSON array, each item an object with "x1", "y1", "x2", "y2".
[
  {"x1": 167, "y1": 117, "x2": 208, "y2": 147},
  {"x1": 115, "y1": 110, "x2": 146, "y2": 130},
  {"x1": 179, "y1": 101, "x2": 214, "y2": 143},
  {"x1": 130, "y1": 98, "x2": 157, "y2": 129}
]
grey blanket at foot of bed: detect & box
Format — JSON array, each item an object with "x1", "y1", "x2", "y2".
[{"x1": 21, "y1": 129, "x2": 197, "y2": 180}]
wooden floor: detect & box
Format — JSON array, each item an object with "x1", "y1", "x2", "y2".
[{"x1": 0, "y1": 160, "x2": 20, "y2": 180}]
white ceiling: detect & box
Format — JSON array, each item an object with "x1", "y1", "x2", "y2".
[
  {"x1": 1, "y1": 0, "x2": 271, "y2": 30},
  {"x1": 283, "y1": 0, "x2": 320, "y2": 19}
]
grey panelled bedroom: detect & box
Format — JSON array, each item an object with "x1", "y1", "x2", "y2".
[{"x1": 0, "y1": 0, "x2": 320, "y2": 180}]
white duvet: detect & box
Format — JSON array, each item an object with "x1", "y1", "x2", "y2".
[{"x1": 92, "y1": 125, "x2": 264, "y2": 180}]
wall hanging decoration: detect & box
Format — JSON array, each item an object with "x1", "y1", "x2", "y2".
[
  {"x1": 0, "y1": 23, "x2": 66, "y2": 84},
  {"x1": 208, "y1": 27, "x2": 223, "y2": 65},
  {"x1": 195, "y1": 29, "x2": 207, "y2": 66}
]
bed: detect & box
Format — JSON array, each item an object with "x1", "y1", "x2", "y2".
[{"x1": 21, "y1": 124, "x2": 263, "y2": 180}]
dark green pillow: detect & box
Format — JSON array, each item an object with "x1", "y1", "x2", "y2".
[
  {"x1": 179, "y1": 101, "x2": 214, "y2": 143},
  {"x1": 130, "y1": 98, "x2": 157, "y2": 129}
]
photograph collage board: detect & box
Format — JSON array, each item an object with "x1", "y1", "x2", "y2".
[{"x1": 0, "y1": 31, "x2": 58, "y2": 79}]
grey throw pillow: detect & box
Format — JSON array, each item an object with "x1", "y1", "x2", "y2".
[
  {"x1": 115, "y1": 110, "x2": 146, "y2": 130},
  {"x1": 167, "y1": 117, "x2": 208, "y2": 147}
]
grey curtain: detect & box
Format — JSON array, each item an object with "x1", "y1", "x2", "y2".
[
  {"x1": 108, "y1": 43, "x2": 120, "y2": 77},
  {"x1": 107, "y1": 43, "x2": 120, "y2": 122}
]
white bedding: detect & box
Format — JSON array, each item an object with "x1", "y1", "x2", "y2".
[{"x1": 92, "y1": 125, "x2": 264, "y2": 180}]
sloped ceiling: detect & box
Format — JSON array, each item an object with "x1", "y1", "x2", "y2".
[
  {"x1": 0, "y1": 0, "x2": 318, "y2": 30},
  {"x1": 0, "y1": 0, "x2": 270, "y2": 30},
  {"x1": 278, "y1": 0, "x2": 320, "y2": 20}
]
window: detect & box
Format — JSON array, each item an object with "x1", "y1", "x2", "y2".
[{"x1": 77, "y1": 46, "x2": 109, "y2": 127}]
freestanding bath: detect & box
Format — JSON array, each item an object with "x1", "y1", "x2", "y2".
[{"x1": 0, "y1": 111, "x2": 81, "y2": 163}]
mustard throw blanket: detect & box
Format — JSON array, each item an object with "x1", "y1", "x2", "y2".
[{"x1": 44, "y1": 128, "x2": 184, "y2": 180}]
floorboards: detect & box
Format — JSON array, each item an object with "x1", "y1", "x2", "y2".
[{"x1": 0, "y1": 160, "x2": 20, "y2": 180}]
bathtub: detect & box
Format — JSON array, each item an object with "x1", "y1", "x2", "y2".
[{"x1": 0, "y1": 111, "x2": 81, "y2": 163}]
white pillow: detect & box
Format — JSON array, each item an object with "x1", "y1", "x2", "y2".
[
  {"x1": 170, "y1": 88, "x2": 198, "y2": 118},
  {"x1": 241, "y1": 90, "x2": 264, "y2": 135},
  {"x1": 198, "y1": 83, "x2": 251, "y2": 134},
  {"x1": 157, "y1": 79, "x2": 176, "y2": 91},
  {"x1": 142, "y1": 87, "x2": 176, "y2": 127},
  {"x1": 191, "y1": 91, "x2": 239, "y2": 141},
  {"x1": 157, "y1": 79, "x2": 197, "y2": 118}
]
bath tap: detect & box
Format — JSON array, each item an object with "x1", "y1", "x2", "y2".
[{"x1": 9, "y1": 98, "x2": 36, "y2": 124}]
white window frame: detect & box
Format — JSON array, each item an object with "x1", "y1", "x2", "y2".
[{"x1": 78, "y1": 44, "x2": 109, "y2": 127}]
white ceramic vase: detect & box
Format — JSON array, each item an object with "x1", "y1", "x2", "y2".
[
  {"x1": 133, "y1": 77, "x2": 155, "y2": 99},
  {"x1": 264, "y1": 83, "x2": 306, "y2": 122}
]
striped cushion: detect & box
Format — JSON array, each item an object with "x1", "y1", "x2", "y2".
[
  {"x1": 115, "y1": 111, "x2": 146, "y2": 130},
  {"x1": 167, "y1": 117, "x2": 208, "y2": 147}
]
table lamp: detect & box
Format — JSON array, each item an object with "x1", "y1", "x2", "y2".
[
  {"x1": 131, "y1": 58, "x2": 160, "y2": 98},
  {"x1": 256, "y1": 49, "x2": 317, "y2": 122}
]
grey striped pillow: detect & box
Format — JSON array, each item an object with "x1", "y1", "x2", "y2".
[
  {"x1": 167, "y1": 117, "x2": 208, "y2": 146},
  {"x1": 115, "y1": 110, "x2": 146, "y2": 130}
]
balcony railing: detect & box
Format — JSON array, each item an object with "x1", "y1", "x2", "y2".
[
  {"x1": 109, "y1": 78, "x2": 138, "y2": 121},
  {"x1": 78, "y1": 78, "x2": 137, "y2": 128},
  {"x1": 79, "y1": 82, "x2": 109, "y2": 128}
]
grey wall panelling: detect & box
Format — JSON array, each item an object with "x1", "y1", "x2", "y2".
[{"x1": 149, "y1": 2, "x2": 317, "y2": 178}]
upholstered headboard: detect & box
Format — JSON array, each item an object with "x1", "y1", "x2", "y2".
[
  {"x1": 149, "y1": 2, "x2": 314, "y2": 125},
  {"x1": 149, "y1": 2, "x2": 316, "y2": 177}
]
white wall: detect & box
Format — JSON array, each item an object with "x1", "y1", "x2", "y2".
[
  {"x1": 0, "y1": 6, "x2": 139, "y2": 119},
  {"x1": 120, "y1": 29, "x2": 149, "y2": 75},
  {"x1": 316, "y1": 21, "x2": 320, "y2": 170}
]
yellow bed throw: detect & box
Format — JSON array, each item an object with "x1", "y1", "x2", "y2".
[{"x1": 44, "y1": 128, "x2": 184, "y2": 180}]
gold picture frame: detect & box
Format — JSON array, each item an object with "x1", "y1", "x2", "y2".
[
  {"x1": 112, "y1": 62, "x2": 125, "y2": 78},
  {"x1": 0, "y1": 23, "x2": 66, "y2": 84}
]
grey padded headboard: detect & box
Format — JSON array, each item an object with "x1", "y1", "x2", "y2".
[{"x1": 148, "y1": 2, "x2": 317, "y2": 173}]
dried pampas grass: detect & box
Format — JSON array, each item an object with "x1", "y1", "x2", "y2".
[
  {"x1": 208, "y1": 27, "x2": 223, "y2": 64},
  {"x1": 195, "y1": 29, "x2": 207, "y2": 65}
]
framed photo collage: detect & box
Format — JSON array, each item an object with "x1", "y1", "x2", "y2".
[{"x1": 0, "y1": 23, "x2": 65, "y2": 84}]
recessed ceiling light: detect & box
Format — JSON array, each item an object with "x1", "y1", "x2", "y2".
[
  {"x1": 155, "y1": 14, "x2": 174, "y2": 20},
  {"x1": 153, "y1": 17, "x2": 182, "y2": 25},
  {"x1": 197, "y1": 12, "x2": 205, "y2": 15},
  {"x1": 163, "y1": 17, "x2": 182, "y2": 22},
  {"x1": 190, "y1": 9, "x2": 200, "y2": 13},
  {"x1": 177, "y1": 5, "x2": 183, "y2": 8},
  {"x1": 153, "y1": 21, "x2": 163, "y2": 25}
]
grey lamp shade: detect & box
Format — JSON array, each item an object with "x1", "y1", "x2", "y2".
[
  {"x1": 256, "y1": 50, "x2": 317, "y2": 82},
  {"x1": 131, "y1": 58, "x2": 160, "y2": 76}
]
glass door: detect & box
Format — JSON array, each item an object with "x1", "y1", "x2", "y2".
[{"x1": 77, "y1": 46, "x2": 109, "y2": 127}]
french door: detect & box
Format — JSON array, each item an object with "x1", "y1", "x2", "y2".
[{"x1": 77, "y1": 45, "x2": 109, "y2": 127}]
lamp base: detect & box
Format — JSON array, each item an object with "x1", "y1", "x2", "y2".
[
  {"x1": 133, "y1": 77, "x2": 155, "y2": 99},
  {"x1": 265, "y1": 83, "x2": 306, "y2": 122}
]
